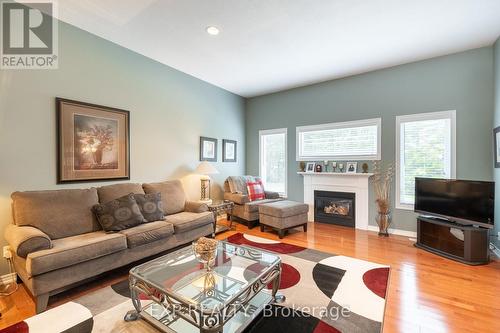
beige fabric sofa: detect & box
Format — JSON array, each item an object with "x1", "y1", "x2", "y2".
[
  {"x1": 223, "y1": 176, "x2": 282, "y2": 228},
  {"x1": 4, "y1": 180, "x2": 214, "y2": 313}
]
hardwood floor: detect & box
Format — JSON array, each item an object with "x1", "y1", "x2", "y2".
[{"x1": 1, "y1": 221, "x2": 499, "y2": 332}]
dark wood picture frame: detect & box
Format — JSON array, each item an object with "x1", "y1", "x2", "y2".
[
  {"x1": 222, "y1": 139, "x2": 237, "y2": 162},
  {"x1": 494, "y1": 126, "x2": 500, "y2": 168},
  {"x1": 200, "y1": 136, "x2": 217, "y2": 162},
  {"x1": 56, "y1": 98, "x2": 130, "y2": 184}
]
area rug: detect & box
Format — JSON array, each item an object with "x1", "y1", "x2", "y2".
[{"x1": 10, "y1": 233, "x2": 390, "y2": 333}]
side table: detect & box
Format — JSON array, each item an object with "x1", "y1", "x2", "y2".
[{"x1": 207, "y1": 200, "x2": 235, "y2": 235}]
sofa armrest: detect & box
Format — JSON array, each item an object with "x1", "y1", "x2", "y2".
[
  {"x1": 4, "y1": 224, "x2": 52, "y2": 258},
  {"x1": 185, "y1": 201, "x2": 208, "y2": 213},
  {"x1": 265, "y1": 191, "x2": 281, "y2": 199},
  {"x1": 224, "y1": 192, "x2": 249, "y2": 205}
]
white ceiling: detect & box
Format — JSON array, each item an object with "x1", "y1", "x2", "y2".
[{"x1": 53, "y1": 0, "x2": 500, "y2": 97}]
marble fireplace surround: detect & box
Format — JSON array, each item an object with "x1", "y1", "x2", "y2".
[{"x1": 298, "y1": 172, "x2": 373, "y2": 230}]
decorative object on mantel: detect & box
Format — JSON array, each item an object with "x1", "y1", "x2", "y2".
[
  {"x1": 222, "y1": 139, "x2": 237, "y2": 162},
  {"x1": 323, "y1": 160, "x2": 329, "y2": 172},
  {"x1": 195, "y1": 161, "x2": 219, "y2": 204},
  {"x1": 315, "y1": 164, "x2": 322, "y2": 172},
  {"x1": 362, "y1": 163, "x2": 369, "y2": 173},
  {"x1": 338, "y1": 163, "x2": 345, "y2": 173},
  {"x1": 371, "y1": 161, "x2": 395, "y2": 236},
  {"x1": 299, "y1": 161, "x2": 306, "y2": 172},
  {"x1": 346, "y1": 162, "x2": 357, "y2": 173},
  {"x1": 56, "y1": 98, "x2": 130, "y2": 183},
  {"x1": 200, "y1": 136, "x2": 218, "y2": 162},
  {"x1": 332, "y1": 161, "x2": 337, "y2": 172},
  {"x1": 305, "y1": 162, "x2": 315, "y2": 173}
]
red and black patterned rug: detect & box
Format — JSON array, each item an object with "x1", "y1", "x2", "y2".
[
  {"x1": 2, "y1": 233, "x2": 389, "y2": 333},
  {"x1": 228, "y1": 233, "x2": 390, "y2": 333}
]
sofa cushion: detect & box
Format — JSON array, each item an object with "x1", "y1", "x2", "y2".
[
  {"x1": 97, "y1": 183, "x2": 145, "y2": 204},
  {"x1": 11, "y1": 188, "x2": 100, "y2": 240},
  {"x1": 92, "y1": 194, "x2": 146, "y2": 232},
  {"x1": 119, "y1": 221, "x2": 174, "y2": 248},
  {"x1": 134, "y1": 193, "x2": 165, "y2": 222},
  {"x1": 165, "y1": 211, "x2": 214, "y2": 233},
  {"x1": 243, "y1": 199, "x2": 283, "y2": 213},
  {"x1": 143, "y1": 180, "x2": 186, "y2": 215},
  {"x1": 246, "y1": 181, "x2": 265, "y2": 201},
  {"x1": 26, "y1": 231, "x2": 127, "y2": 276},
  {"x1": 259, "y1": 200, "x2": 309, "y2": 218}
]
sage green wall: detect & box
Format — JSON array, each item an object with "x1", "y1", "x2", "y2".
[
  {"x1": 0, "y1": 22, "x2": 245, "y2": 274},
  {"x1": 246, "y1": 47, "x2": 494, "y2": 233},
  {"x1": 493, "y1": 38, "x2": 500, "y2": 244}
]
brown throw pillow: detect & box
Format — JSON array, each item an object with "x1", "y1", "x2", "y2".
[
  {"x1": 92, "y1": 193, "x2": 146, "y2": 232},
  {"x1": 134, "y1": 193, "x2": 165, "y2": 222}
]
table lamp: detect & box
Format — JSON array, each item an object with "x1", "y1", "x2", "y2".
[{"x1": 195, "y1": 161, "x2": 219, "y2": 204}]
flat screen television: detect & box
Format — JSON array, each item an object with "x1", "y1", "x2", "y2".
[{"x1": 414, "y1": 178, "x2": 494, "y2": 228}]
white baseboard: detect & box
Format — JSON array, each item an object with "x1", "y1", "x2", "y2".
[
  {"x1": 367, "y1": 225, "x2": 417, "y2": 238},
  {"x1": 0, "y1": 272, "x2": 16, "y2": 285}
]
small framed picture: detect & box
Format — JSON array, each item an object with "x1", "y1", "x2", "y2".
[
  {"x1": 494, "y1": 126, "x2": 500, "y2": 168},
  {"x1": 222, "y1": 139, "x2": 237, "y2": 162},
  {"x1": 346, "y1": 162, "x2": 358, "y2": 173},
  {"x1": 305, "y1": 162, "x2": 316, "y2": 173},
  {"x1": 200, "y1": 136, "x2": 217, "y2": 162}
]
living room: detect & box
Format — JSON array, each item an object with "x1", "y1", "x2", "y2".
[{"x1": 0, "y1": 1, "x2": 499, "y2": 332}]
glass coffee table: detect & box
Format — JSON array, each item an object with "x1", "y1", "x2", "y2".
[{"x1": 125, "y1": 241, "x2": 282, "y2": 333}]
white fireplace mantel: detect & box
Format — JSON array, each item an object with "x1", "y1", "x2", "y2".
[{"x1": 298, "y1": 172, "x2": 373, "y2": 230}]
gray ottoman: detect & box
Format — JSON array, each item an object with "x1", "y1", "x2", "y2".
[{"x1": 259, "y1": 200, "x2": 309, "y2": 238}]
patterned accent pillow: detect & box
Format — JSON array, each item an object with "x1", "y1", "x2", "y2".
[
  {"x1": 246, "y1": 181, "x2": 265, "y2": 201},
  {"x1": 92, "y1": 193, "x2": 146, "y2": 232},
  {"x1": 134, "y1": 193, "x2": 165, "y2": 222}
]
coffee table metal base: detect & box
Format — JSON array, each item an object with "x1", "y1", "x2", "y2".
[{"x1": 125, "y1": 291, "x2": 273, "y2": 333}]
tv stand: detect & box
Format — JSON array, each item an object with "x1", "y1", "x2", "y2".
[{"x1": 416, "y1": 216, "x2": 490, "y2": 265}]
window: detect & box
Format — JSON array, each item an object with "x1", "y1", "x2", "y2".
[
  {"x1": 296, "y1": 118, "x2": 381, "y2": 161},
  {"x1": 259, "y1": 128, "x2": 287, "y2": 195},
  {"x1": 396, "y1": 111, "x2": 456, "y2": 209}
]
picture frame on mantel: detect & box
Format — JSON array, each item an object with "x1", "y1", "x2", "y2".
[
  {"x1": 222, "y1": 139, "x2": 237, "y2": 162},
  {"x1": 200, "y1": 136, "x2": 218, "y2": 162},
  {"x1": 494, "y1": 126, "x2": 500, "y2": 168},
  {"x1": 305, "y1": 162, "x2": 315, "y2": 173},
  {"x1": 56, "y1": 98, "x2": 130, "y2": 184}
]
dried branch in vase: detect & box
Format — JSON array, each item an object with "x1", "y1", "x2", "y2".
[{"x1": 370, "y1": 161, "x2": 395, "y2": 214}]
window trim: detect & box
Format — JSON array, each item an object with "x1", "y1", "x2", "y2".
[
  {"x1": 295, "y1": 118, "x2": 382, "y2": 161},
  {"x1": 259, "y1": 128, "x2": 288, "y2": 196},
  {"x1": 395, "y1": 110, "x2": 457, "y2": 211}
]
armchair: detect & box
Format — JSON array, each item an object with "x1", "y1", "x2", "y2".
[{"x1": 223, "y1": 176, "x2": 282, "y2": 228}]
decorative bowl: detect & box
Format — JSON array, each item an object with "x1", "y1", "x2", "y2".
[{"x1": 192, "y1": 241, "x2": 218, "y2": 270}]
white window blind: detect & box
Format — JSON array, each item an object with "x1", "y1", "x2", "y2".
[
  {"x1": 296, "y1": 118, "x2": 381, "y2": 160},
  {"x1": 396, "y1": 111, "x2": 456, "y2": 209},
  {"x1": 259, "y1": 128, "x2": 287, "y2": 195}
]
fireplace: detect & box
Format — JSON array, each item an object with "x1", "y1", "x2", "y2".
[{"x1": 314, "y1": 190, "x2": 355, "y2": 227}]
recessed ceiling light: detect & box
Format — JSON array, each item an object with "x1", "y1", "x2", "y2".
[{"x1": 206, "y1": 26, "x2": 220, "y2": 36}]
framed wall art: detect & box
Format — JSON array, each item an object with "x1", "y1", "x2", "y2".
[
  {"x1": 200, "y1": 136, "x2": 217, "y2": 162},
  {"x1": 222, "y1": 139, "x2": 237, "y2": 162},
  {"x1": 56, "y1": 98, "x2": 130, "y2": 183},
  {"x1": 495, "y1": 126, "x2": 500, "y2": 168}
]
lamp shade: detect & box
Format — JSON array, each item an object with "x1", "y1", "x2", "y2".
[{"x1": 195, "y1": 161, "x2": 219, "y2": 175}]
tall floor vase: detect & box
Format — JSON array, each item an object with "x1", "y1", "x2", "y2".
[{"x1": 376, "y1": 211, "x2": 391, "y2": 237}]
